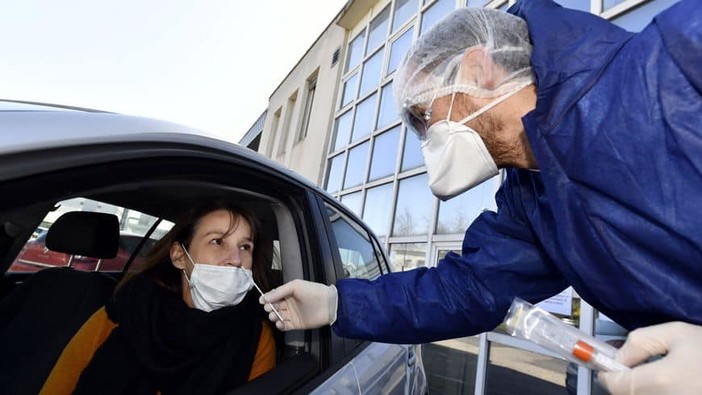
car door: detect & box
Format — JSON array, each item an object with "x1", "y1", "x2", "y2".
[
  {"x1": 307, "y1": 198, "x2": 424, "y2": 395},
  {"x1": 0, "y1": 134, "x2": 326, "y2": 393}
]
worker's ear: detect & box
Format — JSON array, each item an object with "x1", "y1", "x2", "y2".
[{"x1": 459, "y1": 46, "x2": 499, "y2": 90}]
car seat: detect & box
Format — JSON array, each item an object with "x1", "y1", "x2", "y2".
[{"x1": 0, "y1": 211, "x2": 119, "y2": 395}]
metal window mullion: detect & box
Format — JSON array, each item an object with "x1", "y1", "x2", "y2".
[
  {"x1": 577, "y1": 300, "x2": 596, "y2": 395},
  {"x1": 485, "y1": 0, "x2": 509, "y2": 9},
  {"x1": 592, "y1": 0, "x2": 603, "y2": 14},
  {"x1": 474, "y1": 332, "x2": 490, "y2": 395},
  {"x1": 601, "y1": 0, "x2": 650, "y2": 19}
]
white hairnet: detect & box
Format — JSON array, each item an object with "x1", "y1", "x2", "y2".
[{"x1": 394, "y1": 7, "x2": 534, "y2": 133}]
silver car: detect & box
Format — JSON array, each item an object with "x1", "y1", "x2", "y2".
[{"x1": 0, "y1": 100, "x2": 426, "y2": 395}]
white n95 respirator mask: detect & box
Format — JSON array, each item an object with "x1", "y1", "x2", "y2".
[
  {"x1": 181, "y1": 244, "x2": 254, "y2": 312},
  {"x1": 421, "y1": 83, "x2": 530, "y2": 200},
  {"x1": 422, "y1": 120, "x2": 498, "y2": 201}
]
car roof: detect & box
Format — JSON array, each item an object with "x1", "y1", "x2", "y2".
[
  {"x1": 0, "y1": 99, "x2": 213, "y2": 153},
  {"x1": 0, "y1": 99, "x2": 325, "y2": 195}
]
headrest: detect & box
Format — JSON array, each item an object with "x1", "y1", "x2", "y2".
[{"x1": 46, "y1": 212, "x2": 120, "y2": 259}]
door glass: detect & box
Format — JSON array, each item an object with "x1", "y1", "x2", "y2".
[
  {"x1": 392, "y1": 173, "x2": 433, "y2": 236},
  {"x1": 389, "y1": 243, "x2": 426, "y2": 272},
  {"x1": 486, "y1": 345, "x2": 568, "y2": 395},
  {"x1": 435, "y1": 176, "x2": 499, "y2": 234},
  {"x1": 326, "y1": 204, "x2": 384, "y2": 280},
  {"x1": 437, "y1": 248, "x2": 459, "y2": 262},
  {"x1": 362, "y1": 182, "x2": 393, "y2": 237}
]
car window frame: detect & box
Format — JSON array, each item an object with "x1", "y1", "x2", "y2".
[{"x1": 0, "y1": 139, "x2": 389, "y2": 393}]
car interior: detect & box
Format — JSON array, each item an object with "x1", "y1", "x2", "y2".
[{"x1": 0, "y1": 158, "x2": 325, "y2": 394}]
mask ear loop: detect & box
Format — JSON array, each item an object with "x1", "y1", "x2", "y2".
[
  {"x1": 446, "y1": 92, "x2": 457, "y2": 122},
  {"x1": 179, "y1": 242, "x2": 196, "y2": 282},
  {"x1": 457, "y1": 81, "x2": 532, "y2": 126},
  {"x1": 421, "y1": 76, "x2": 455, "y2": 140}
]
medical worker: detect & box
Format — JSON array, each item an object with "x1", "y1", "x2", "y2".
[{"x1": 262, "y1": 1, "x2": 702, "y2": 393}]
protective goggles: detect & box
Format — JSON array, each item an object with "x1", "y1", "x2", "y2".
[{"x1": 401, "y1": 104, "x2": 432, "y2": 140}]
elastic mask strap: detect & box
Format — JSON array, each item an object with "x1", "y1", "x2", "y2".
[
  {"x1": 457, "y1": 81, "x2": 532, "y2": 125},
  {"x1": 446, "y1": 92, "x2": 457, "y2": 122},
  {"x1": 180, "y1": 242, "x2": 196, "y2": 281}
]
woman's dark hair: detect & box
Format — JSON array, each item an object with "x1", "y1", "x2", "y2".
[{"x1": 119, "y1": 200, "x2": 275, "y2": 296}]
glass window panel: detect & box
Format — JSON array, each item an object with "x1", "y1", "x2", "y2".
[
  {"x1": 552, "y1": 0, "x2": 599, "y2": 12},
  {"x1": 611, "y1": 0, "x2": 679, "y2": 32},
  {"x1": 392, "y1": 173, "x2": 434, "y2": 236},
  {"x1": 392, "y1": 0, "x2": 418, "y2": 33},
  {"x1": 367, "y1": 6, "x2": 390, "y2": 55},
  {"x1": 340, "y1": 191, "x2": 363, "y2": 217},
  {"x1": 326, "y1": 204, "x2": 383, "y2": 280},
  {"x1": 604, "y1": 0, "x2": 626, "y2": 10},
  {"x1": 420, "y1": 0, "x2": 454, "y2": 35},
  {"x1": 486, "y1": 345, "x2": 568, "y2": 395},
  {"x1": 363, "y1": 183, "x2": 394, "y2": 237},
  {"x1": 387, "y1": 27, "x2": 413, "y2": 75},
  {"x1": 401, "y1": 128, "x2": 423, "y2": 171},
  {"x1": 377, "y1": 82, "x2": 398, "y2": 129},
  {"x1": 333, "y1": 110, "x2": 354, "y2": 151},
  {"x1": 369, "y1": 126, "x2": 401, "y2": 181},
  {"x1": 466, "y1": 0, "x2": 490, "y2": 6},
  {"x1": 553, "y1": 0, "x2": 590, "y2": 11},
  {"x1": 325, "y1": 153, "x2": 346, "y2": 193},
  {"x1": 497, "y1": 3, "x2": 510, "y2": 11},
  {"x1": 423, "y1": 336, "x2": 479, "y2": 394},
  {"x1": 343, "y1": 141, "x2": 370, "y2": 189},
  {"x1": 359, "y1": 48, "x2": 384, "y2": 97},
  {"x1": 435, "y1": 176, "x2": 500, "y2": 234},
  {"x1": 341, "y1": 73, "x2": 359, "y2": 108},
  {"x1": 345, "y1": 29, "x2": 366, "y2": 72},
  {"x1": 389, "y1": 242, "x2": 426, "y2": 272},
  {"x1": 351, "y1": 93, "x2": 378, "y2": 142}
]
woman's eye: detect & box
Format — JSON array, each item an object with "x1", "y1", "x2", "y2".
[
  {"x1": 209, "y1": 238, "x2": 223, "y2": 246},
  {"x1": 240, "y1": 244, "x2": 253, "y2": 252}
]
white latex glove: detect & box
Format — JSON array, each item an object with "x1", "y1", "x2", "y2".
[
  {"x1": 599, "y1": 322, "x2": 702, "y2": 395},
  {"x1": 259, "y1": 279, "x2": 338, "y2": 331}
]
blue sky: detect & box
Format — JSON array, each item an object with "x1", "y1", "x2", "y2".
[{"x1": 0, "y1": 0, "x2": 347, "y2": 142}]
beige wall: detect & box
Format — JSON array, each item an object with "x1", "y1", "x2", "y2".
[{"x1": 258, "y1": 23, "x2": 346, "y2": 186}]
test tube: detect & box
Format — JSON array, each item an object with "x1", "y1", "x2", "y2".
[{"x1": 504, "y1": 298, "x2": 629, "y2": 372}]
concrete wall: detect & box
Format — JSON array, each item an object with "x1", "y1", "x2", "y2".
[{"x1": 258, "y1": 23, "x2": 346, "y2": 186}]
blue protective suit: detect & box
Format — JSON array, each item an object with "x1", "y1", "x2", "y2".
[{"x1": 332, "y1": 0, "x2": 702, "y2": 344}]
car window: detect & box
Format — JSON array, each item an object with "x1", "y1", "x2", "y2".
[
  {"x1": 325, "y1": 203, "x2": 384, "y2": 280},
  {"x1": 8, "y1": 197, "x2": 171, "y2": 273}
]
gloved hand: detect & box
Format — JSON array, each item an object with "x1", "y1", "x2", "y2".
[
  {"x1": 599, "y1": 321, "x2": 702, "y2": 395},
  {"x1": 259, "y1": 279, "x2": 338, "y2": 331}
]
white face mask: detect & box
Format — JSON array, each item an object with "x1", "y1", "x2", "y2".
[
  {"x1": 181, "y1": 244, "x2": 254, "y2": 312},
  {"x1": 421, "y1": 83, "x2": 531, "y2": 201}
]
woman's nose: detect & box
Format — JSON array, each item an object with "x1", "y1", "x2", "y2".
[{"x1": 226, "y1": 248, "x2": 242, "y2": 266}]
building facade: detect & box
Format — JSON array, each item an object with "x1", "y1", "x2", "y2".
[
  {"x1": 250, "y1": 0, "x2": 680, "y2": 275},
  {"x1": 245, "y1": 1, "x2": 681, "y2": 394}
]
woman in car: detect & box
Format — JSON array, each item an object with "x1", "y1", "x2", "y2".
[{"x1": 41, "y1": 201, "x2": 278, "y2": 395}]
